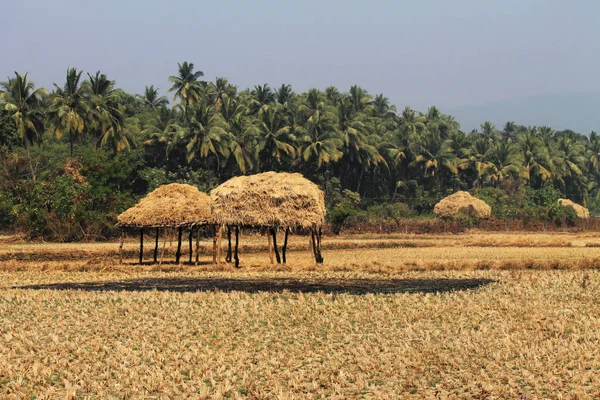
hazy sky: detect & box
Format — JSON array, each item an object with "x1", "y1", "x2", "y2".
[{"x1": 2, "y1": 0, "x2": 599, "y2": 111}]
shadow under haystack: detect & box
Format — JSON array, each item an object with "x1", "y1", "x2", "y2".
[
  {"x1": 117, "y1": 183, "x2": 213, "y2": 264},
  {"x1": 210, "y1": 171, "x2": 326, "y2": 267},
  {"x1": 434, "y1": 191, "x2": 492, "y2": 219}
]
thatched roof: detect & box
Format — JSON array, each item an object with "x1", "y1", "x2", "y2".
[
  {"x1": 558, "y1": 199, "x2": 590, "y2": 219},
  {"x1": 117, "y1": 183, "x2": 212, "y2": 228},
  {"x1": 210, "y1": 172, "x2": 325, "y2": 229},
  {"x1": 433, "y1": 191, "x2": 492, "y2": 219}
]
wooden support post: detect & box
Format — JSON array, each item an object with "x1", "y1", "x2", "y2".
[
  {"x1": 309, "y1": 234, "x2": 314, "y2": 262},
  {"x1": 153, "y1": 228, "x2": 159, "y2": 264},
  {"x1": 195, "y1": 227, "x2": 200, "y2": 266},
  {"x1": 282, "y1": 227, "x2": 289, "y2": 264},
  {"x1": 119, "y1": 229, "x2": 124, "y2": 264},
  {"x1": 139, "y1": 228, "x2": 144, "y2": 264},
  {"x1": 216, "y1": 225, "x2": 223, "y2": 265},
  {"x1": 212, "y1": 225, "x2": 217, "y2": 264},
  {"x1": 225, "y1": 226, "x2": 232, "y2": 263},
  {"x1": 188, "y1": 228, "x2": 193, "y2": 264},
  {"x1": 268, "y1": 229, "x2": 274, "y2": 264},
  {"x1": 159, "y1": 231, "x2": 168, "y2": 266},
  {"x1": 271, "y1": 228, "x2": 281, "y2": 264},
  {"x1": 310, "y1": 229, "x2": 318, "y2": 263},
  {"x1": 234, "y1": 225, "x2": 240, "y2": 268},
  {"x1": 315, "y1": 227, "x2": 324, "y2": 264},
  {"x1": 175, "y1": 227, "x2": 183, "y2": 264}
]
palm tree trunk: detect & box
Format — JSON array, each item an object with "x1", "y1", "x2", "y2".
[{"x1": 24, "y1": 140, "x2": 36, "y2": 182}]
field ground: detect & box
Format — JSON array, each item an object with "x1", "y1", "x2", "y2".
[{"x1": 1, "y1": 232, "x2": 600, "y2": 398}]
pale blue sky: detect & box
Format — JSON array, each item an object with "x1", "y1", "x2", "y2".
[{"x1": 2, "y1": 0, "x2": 599, "y2": 111}]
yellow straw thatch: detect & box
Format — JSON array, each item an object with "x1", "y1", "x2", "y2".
[
  {"x1": 117, "y1": 183, "x2": 212, "y2": 228},
  {"x1": 210, "y1": 172, "x2": 325, "y2": 229},
  {"x1": 558, "y1": 199, "x2": 590, "y2": 219},
  {"x1": 433, "y1": 191, "x2": 492, "y2": 219}
]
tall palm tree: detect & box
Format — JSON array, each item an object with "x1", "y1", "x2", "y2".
[
  {"x1": 138, "y1": 85, "x2": 168, "y2": 108},
  {"x1": 409, "y1": 128, "x2": 457, "y2": 187},
  {"x1": 0, "y1": 72, "x2": 46, "y2": 181},
  {"x1": 255, "y1": 104, "x2": 295, "y2": 170},
  {"x1": 348, "y1": 85, "x2": 371, "y2": 113},
  {"x1": 518, "y1": 130, "x2": 552, "y2": 186},
  {"x1": 84, "y1": 71, "x2": 118, "y2": 151},
  {"x1": 226, "y1": 113, "x2": 259, "y2": 174},
  {"x1": 484, "y1": 141, "x2": 521, "y2": 186},
  {"x1": 298, "y1": 109, "x2": 343, "y2": 169},
  {"x1": 100, "y1": 104, "x2": 139, "y2": 154},
  {"x1": 46, "y1": 68, "x2": 90, "y2": 157},
  {"x1": 168, "y1": 61, "x2": 205, "y2": 108},
  {"x1": 275, "y1": 84, "x2": 293, "y2": 105}
]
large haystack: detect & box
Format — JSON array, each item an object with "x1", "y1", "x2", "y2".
[
  {"x1": 210, "y1": 172, "x2": 326, "y2": 266},
  {"x1": 558, "y1": 199, "x2": 590, "y2": 219},
  {"x1": 433, "y1": 191, "x2": 491, "y2": 219},
  {"x1": 210, "y1": 171, "x2": 325, "y2": 229},
  {"x1": 117, "y1": 183, "x2": 211, "y2": 228}
]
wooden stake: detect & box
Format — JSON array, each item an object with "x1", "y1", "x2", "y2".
[
  {"x1": 282, "y1": 227, "x2": 289, "y2": 264},
  {"x1": 216, "y1": 225, "x2": 223, "y2": 265},
  {"x1": 310, "y1": 229, "x2": 318, "y2": 263},
  {"x1": 139, "y1": 228, "x2": 144, "y2": 264},
  {"x1": 268, "y1": 230, "x2": 274, "y2": 264},
  {"x1": 195, "y1": 227, "x2": 200, "y2": 266},
  {"x1": 315, "y1": 227, "x2": 324, "y2": 264},
  {"x1": 271, "y1": 228, "x2": 281, "y2": 264},
  {"x1": 175, "y1": 227, "x2": 183, "y2": 264},
  {"x1": 119, "y1": 229, "x2": 124, "y2": 264},
  {"x1": 234, "y1": 225, "x2": 240, "y2": 268},
  {"x1": 212, "y1": 225, "x2": 217, "y2": 264},
  {"x1": 159, "y1": 230, "x2": 167, "y2": 266},
  {"x1": 153, "y1": 228, "x2": 159, "y2": 264},
  {"x1": 225, "y1": 226, "x2": 232, "y2": 263},
  {"x1": 188, "y1": 228, "x2": 193, "y2": 264}
]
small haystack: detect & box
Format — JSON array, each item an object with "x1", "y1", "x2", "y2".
[
  {"x1": 433, "y1": 191, "x2": 491, "y2": 219},
  {"x1": 117, "y1": 183, "x2": 212, "y2": 265},
  {"x1": 211, "y1": 172, "x2": 326, "y2": 266},
  {"x1": 558, "y1": 199, "x2": 590, "y2": 219}
]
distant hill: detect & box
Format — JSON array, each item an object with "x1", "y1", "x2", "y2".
[{"x1": 446, "y1": 93, "x2": 600, "y2": 134}]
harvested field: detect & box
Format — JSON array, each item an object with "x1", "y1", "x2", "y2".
[{"x1": 2, "y1": 233, "x2": 600, "y2": 398}]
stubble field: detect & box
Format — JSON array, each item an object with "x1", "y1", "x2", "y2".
[{"x1": 1, "y1": 232, "x2": 600, "y2": 398}]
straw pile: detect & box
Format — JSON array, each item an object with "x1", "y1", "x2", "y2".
[
  {"x1": 433, "y1": 191, "x2": 491, "y2": 219},
  {"x1": 210, "y1": 172, "x2": 325, "y2": 228},
  {"x1": 117, "y1": 183, "x2": 212, "y2": 228},
  {"x1": 558, "y1": 199, "x2": 590, "y2": 219}
]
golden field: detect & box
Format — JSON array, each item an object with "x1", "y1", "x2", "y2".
[{"x1": 1, "y1": 232, "x2": 600, "y2": 398}]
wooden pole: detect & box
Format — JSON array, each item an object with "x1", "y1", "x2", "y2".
[
  {"x1": 216, "y1": 225, "x2": 223, "y2": 265},
  {"x1": 212, "y1": 225, "x2": 217, "y2": 264},
  {"x1": 268, "y1": 229, "x2": 274, "y2": 264},
  {"x1": 225, "y1": 226, "x2": 232, "y2": 263},
  {"x1": 119, "y1": 229, "x2": 124, "y2": 264},
  {"x1": 175, "y1": 227, "x2": 183, "y2": 264},
  {"x1": 282, "y1": 227, "x2": 289, "y2": 264},
  {"x1": 315, "y1": 227, "x2": 324, "y2": 264},
  {"x1": 271, "y1": 228, "x2": 281, "y2": 264},
  {"x1": 234, "y1": 225, "x2": 240, "y2": 268},
  {"x1": 188, "y1": 228, "x2": 193, "y2": 264},
  {"x1": 139, "y1": 228, "x2": 144, "y2": 264},
  {"x1": 159, "y1": 230, "x2": 168, "y2": 266},
  {"x1": 153, "y1": 228, "x2": 159, "y2": 264},
  {"x1": 195, "y1": 227, "x2": 200, "y2": 266},
  {"x1": 310, "y1": 229, "x2": 318, "y2": 263}
]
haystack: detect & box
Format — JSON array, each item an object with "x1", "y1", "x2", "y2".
[
  {"x1": 558, "y1": 199, "x2": 590, "y2": 219},
  {"x1": 117, "y1": 183, "x2": 213, "y2": 265},
  {"x1": 433, "y1": 191, "x2": 491, "y2": 219},
  {"x1": 210, "y1": 172, "x2": 326, "y2": 266}
]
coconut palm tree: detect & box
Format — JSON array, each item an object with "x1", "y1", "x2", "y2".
[
  {"x1": 254, "y1": 104, "x2": 295, "y2": 170},
  {"x1": 84, "y1": 71, "x2": 118, "y2": 150},
  {"x1": 298, "y1": 109, "x2": 343, "y2": 169},
  {"x1": 168, "y1": 61, "x2": 205, "y2": 108},
  {"x1": 518, "y1": 130, "x2": 552, "y2": 186},
  {"x1": 100, "y1": 104, "x2": 140, "y2": 154},
  {"x1": 225, "y1": 113, "x2": 259, "y2": 174},
  {"x1": 484, "y1": 141, "x2": 521, "y2": 186},
  {"x1": 138, "y1": 85, "x2": 168, "y2": 108},
  {"x1": 46, "y1": 68, "x2": 90, "y2": 156},
  {"x1": 0, "y1": 72, "x2": 46, "y2": 181}
]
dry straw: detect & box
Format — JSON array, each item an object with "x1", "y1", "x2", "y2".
[
  {"x1": 117, "y1": 183, "x2": 212, "y2": 228},
  {"x1": 433, "y1": 191, "x2": 492, "y2": 219},
  {"x1": 210, "y1": 171, "x2": 325, "y2": 229},
  {"x1": 558, "y1": 199, "x2": 590, "y2": 219}
]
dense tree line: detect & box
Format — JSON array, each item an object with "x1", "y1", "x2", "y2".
[{"x1": 0, "y1": 62, "x2": 599, "y2": 238}]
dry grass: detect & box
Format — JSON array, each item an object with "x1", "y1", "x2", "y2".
[
  {"x1": 1, "y1": 269, "x2": 600, "y2": 398},
  {"x1": 2, "y1": 233, "x2": 600, "y2": 398}
]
